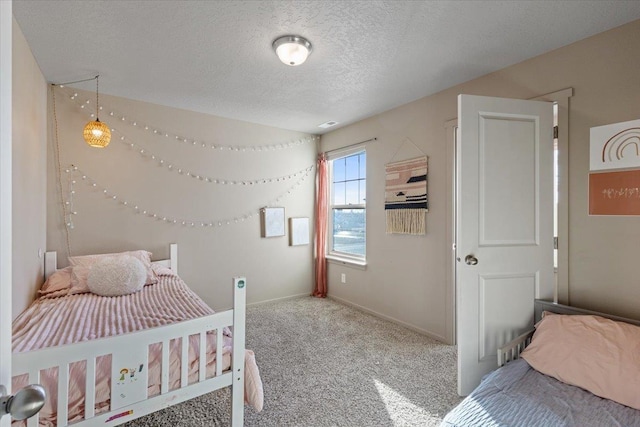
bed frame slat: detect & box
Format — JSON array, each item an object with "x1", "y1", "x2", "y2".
[
  {"x1": 44, "y1": 251, "x2": 57, "y2": 280},
  {"x1": 170, "y1": 243, "x2": 178, "y2": 274},
  {"x1": 216, "y1": 329, "x2": 223, "y2": 377},
  {"x1": 199, "y1": 331, "x2": 206, "y2": 382},
  {"x1": 181, "y1": 335, "x2": 189, "y2": 388},
  {"x1": 497, "y1": 329, "x2": 535, "y2": 367},
  {"x1": 231, "y1": 277, "x2": 246, "y2": 427},
  {"x1": 57, "y1": 364, "x2": 69, "y2": 425},
  {"x1": 85, "y1": 357, "x2": 96, "y2": 418},
  {"x1": 161, "y1": 340, "x2": 170, "y2": 394},
  {"x1": 26, "y1": 370, "x2": 40, "y2": 427}
]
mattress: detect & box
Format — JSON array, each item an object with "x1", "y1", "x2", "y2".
[
  {"x1": 12, "y1": 273, "x2": 263, "y2": 426},
  {"x1": 441, "y1": 359, "x2": 640, "y2": 427}
]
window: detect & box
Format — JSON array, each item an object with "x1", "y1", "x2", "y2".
[{"x1": 328, "y1": 149, "x2": 366, "y2": 262}]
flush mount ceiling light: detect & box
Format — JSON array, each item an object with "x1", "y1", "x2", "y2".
[{"x1": 272, "y1": 35, "x2": 313, "y2": 66}]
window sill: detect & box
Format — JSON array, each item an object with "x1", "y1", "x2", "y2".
[{"x1": 326, "y1": 255, "x2": 367, "y2": 270}]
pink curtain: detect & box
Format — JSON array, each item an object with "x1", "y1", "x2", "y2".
[{"x1": 313, "y1": 153, "x2": 328, "y2": 298}]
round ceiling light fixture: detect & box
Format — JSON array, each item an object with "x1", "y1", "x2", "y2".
[{"x1": 272, "y1": 35, "x2": 313, "y2": 66}]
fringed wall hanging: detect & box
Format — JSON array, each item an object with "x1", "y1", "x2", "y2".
[{"x1": 385, "y1": 155, "x2": 428, "y2": 235}]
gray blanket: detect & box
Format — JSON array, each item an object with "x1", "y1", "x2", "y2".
[{"x1": 441, "y1": 359, "x2": 640, "y2": 427}]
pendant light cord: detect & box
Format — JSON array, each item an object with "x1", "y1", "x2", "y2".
[
  {"x1": 51, "y1": 85, "x2": 73, "y2": 258},
  {"x1": 95, "y1": 75, "x2": 100, "y2": 120},
  {"x1": 51, "y1": 74, "x2": 101, "y2": 119}
]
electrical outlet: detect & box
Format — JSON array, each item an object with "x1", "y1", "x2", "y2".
[{"x1": 341, "y1": 273, "x2": 346, "y2": 283}]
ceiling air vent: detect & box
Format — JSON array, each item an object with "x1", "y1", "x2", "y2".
[{"x1": 318, "y1": 120, "x2": 339, "y2": 129}]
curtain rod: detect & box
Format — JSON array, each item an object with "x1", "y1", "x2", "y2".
[{"x1": 326, "y1": 137, "x2": 377, "y2": 154}]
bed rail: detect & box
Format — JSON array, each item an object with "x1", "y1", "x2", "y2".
[
  {"x1": 497, "y1": 329, "x2": 534, "y2": 368},
  {"x1": 12, "y1": 277, "x2": 246, "y2": 427}
]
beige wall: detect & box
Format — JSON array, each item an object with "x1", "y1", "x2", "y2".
[
  {"x1": 321, "y1": 19, "x2": 640, "y2": 342},
  {"x1": 20, "y1": 16, "x2": 640, "y2": 336},
  {"x1": 12, "y1": 19, "x2": 47, "y2": 319},
  {"x1": 46, "y1": 89, "x2": 316, "y2": 311}
]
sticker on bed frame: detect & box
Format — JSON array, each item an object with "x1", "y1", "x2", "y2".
[
  {"x1": 111, "y1": 348, "x2": 148, "y2": 410},
  {"x1": 106, "y1": 410, "x2": 133, "y2": 423}
]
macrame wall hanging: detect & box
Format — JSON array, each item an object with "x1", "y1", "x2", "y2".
[{"x1": 385, "y1": 138, "x2": 428, "y2": 235}]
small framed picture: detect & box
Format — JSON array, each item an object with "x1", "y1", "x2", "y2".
[
  {"x1": 289, "y1": 217, "x2": 310, "y2": 246},
  {"x1": 260, "y1": 207, "x2": 285, "y2": 237}
]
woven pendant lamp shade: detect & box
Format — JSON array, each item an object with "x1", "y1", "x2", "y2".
[{"x1": 83, "y1": 118, "x2": 111, "y2": 148}]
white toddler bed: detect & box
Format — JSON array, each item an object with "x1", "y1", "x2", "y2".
[{"x1": 11, "y1": 244, "x2": 262, "y2": 426}]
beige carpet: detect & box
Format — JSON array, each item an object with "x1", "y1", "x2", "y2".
[{"x1": 126, "y1": 296, "x2": 462, "y2": 426}]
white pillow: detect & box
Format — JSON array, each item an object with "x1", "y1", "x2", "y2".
[{"x1": 87, "y1": 255, "x2": 146, "y2": 297}]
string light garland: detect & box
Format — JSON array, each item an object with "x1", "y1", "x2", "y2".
[
  {"x1": 117, "y1": 136, "x2": 314, "y2": 185},
  {"x1": 61, "y1": 87, "x2": 318, "y2": 152},
  {"x1": 58, "y1": 86, "x2": 315, "y2": 185},
  {"x1": 63, "y1": 164, "x2": 313, "y2": 230}
]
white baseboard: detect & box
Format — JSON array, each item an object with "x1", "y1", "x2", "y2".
[
  {"x1": 247, "y1": 292, "x2": 309, "y2": 308},
  {"x1": 327, "y1": 294, "x2": 449, "y2": 344}
]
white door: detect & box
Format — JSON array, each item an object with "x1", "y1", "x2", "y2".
[
  {"x1": 0, "y1": 2, "x2": 12, "y2": 425},
  {"x1": 456, "y1": 94, "x2": 554, "y2": 396}
]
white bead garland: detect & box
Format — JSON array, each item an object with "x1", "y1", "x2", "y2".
[
  {"x1": 63, "y1": 164, "x2": 313, "y2": 231},
  {"x1": 65, "y1": 87, "x2": 319, "y2": 152},
  {"x1": 65, "y1": 165, "x2": 79, "y2": 229},
  {"x1": 114, "y1": 127, "x2": 315, "y2": 184}
]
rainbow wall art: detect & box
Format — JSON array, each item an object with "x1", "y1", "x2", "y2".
[{"x1": 589, "y1": 118, "x2": 640, "y2": 215}]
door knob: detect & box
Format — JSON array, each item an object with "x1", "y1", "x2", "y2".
[
  {"x1": 464, "y1": 255, "x2": 478, "y2": 265},
  {"x1": 0, "y1": 384, "x2": 46, "y2": 420}
]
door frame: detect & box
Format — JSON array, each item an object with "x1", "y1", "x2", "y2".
[
  {"x1": 532, "y1": 88, "x2": 573, "y2": 304},
  {"x1": 1, "y1": 1, "x2": 13, "y2": 423},
  {"x1": 444, "y1": 88, "x2": 573, "y2": 345}
]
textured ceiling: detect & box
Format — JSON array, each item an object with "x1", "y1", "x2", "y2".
[{"x1": 12, "y1": 0, "x2": 640, "y2": 134}]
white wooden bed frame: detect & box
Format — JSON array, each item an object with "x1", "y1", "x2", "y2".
[
  {"x1": 497, "y1": 299, "x2": 640, "y2": 367},
  {"x1": 13, "y1": 244, "x2": 247, "y2": 426}
]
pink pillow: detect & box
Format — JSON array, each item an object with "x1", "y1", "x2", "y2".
[
  {"x1": 151, "y1": 262, "x2": 177, "y2": 277},
  {"x1": 39, "y1": 266, "x2": 73, "y2": 295},
  {"x1": 70, "y1": 266, "x2": 91, "y2": 294},
  {"x1": 69, "y1": 250, "x2": 158, "y2": 286},
  {"x1": 521, "y1": 312, "x2": 640, "y2": 410}
]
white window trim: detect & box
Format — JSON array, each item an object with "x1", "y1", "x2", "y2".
[
  {"x1": 326, "y1": 254, "x2": 367, "y2": 270},
  {"x1": 327, "y1": 145, "x2": 366, "y2": 265}
]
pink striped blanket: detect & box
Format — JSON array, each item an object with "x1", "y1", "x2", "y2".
[{"x1": 12, "y1": 274, "x2": 263, "y2": 426}]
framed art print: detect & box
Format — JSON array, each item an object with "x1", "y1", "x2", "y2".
[
  {"x1": 260, "y1": 207, "x2": 285, "y2": 237},
  {"x1": 289, "y1": 217, "x2": 310, "y2": 246}
]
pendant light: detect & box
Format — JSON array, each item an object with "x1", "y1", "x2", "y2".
[{"x1": 83, "y1": 75, "x2": 111, "y2": 148}]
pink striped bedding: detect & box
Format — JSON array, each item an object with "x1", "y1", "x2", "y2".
[{"x1": 12, "y1": 274, "x2": 263, "y2": 426}]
